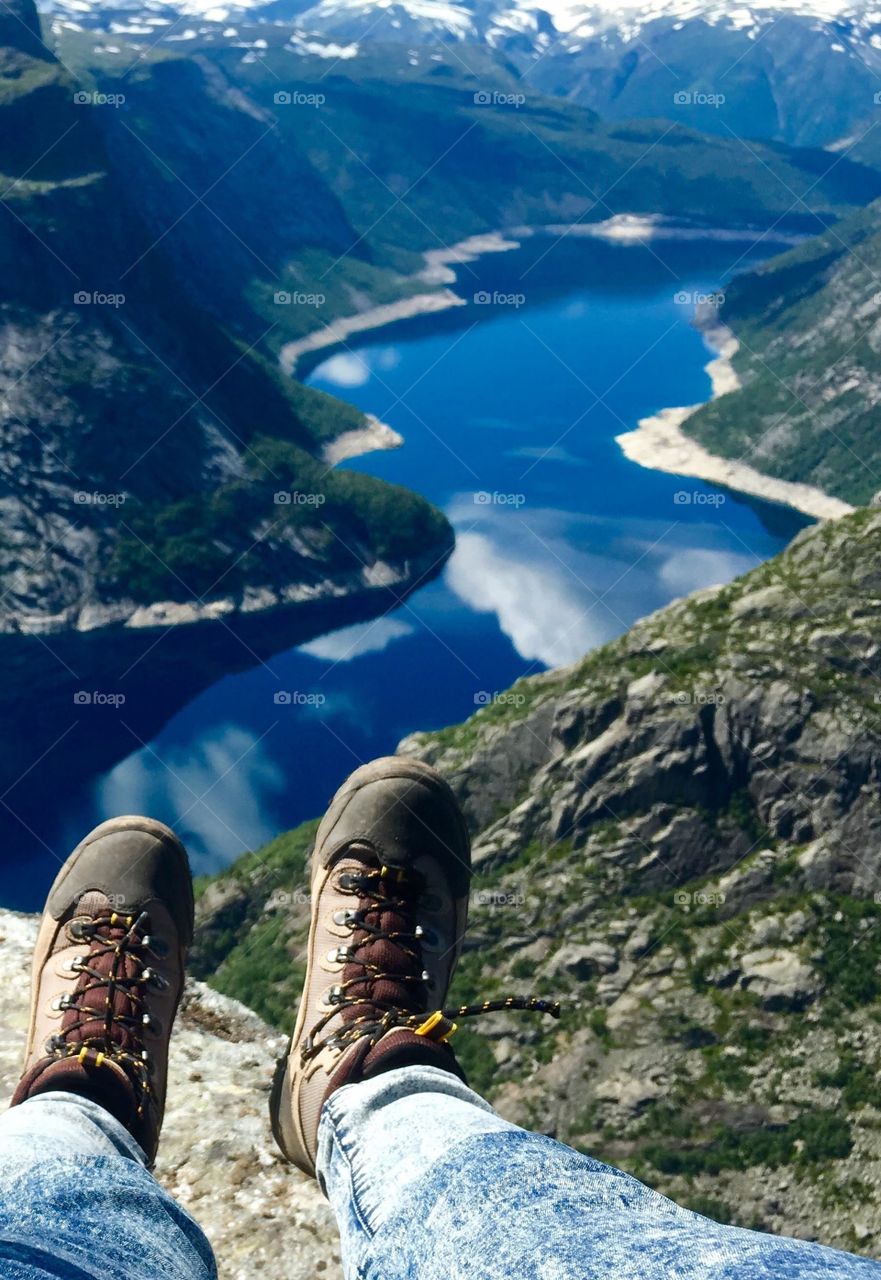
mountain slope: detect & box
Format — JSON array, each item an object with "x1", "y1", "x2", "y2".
[
  {"x1": 35, "y1": 30, "x2": 881, "y2": 371},
  {"x1": 682, "y1": 200, "x2": 881, "y2": 507},
  {"x1": 0, "y1": 0, "x2": 453, "y2": 809},
  {"x1": 193, "y1": 503, "x2": 881, "y2": 1254},
  {"x1": 37, "y1": 0, "x2": 881, "y2": 148}
]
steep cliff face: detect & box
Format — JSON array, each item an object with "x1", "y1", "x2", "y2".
[
  {"x1": 194, "y1": 506, "x2": 881, "y2": 1254},
  {"x1": 0, "y1": 0, "x2": 450, "y2": 634},
  {"x1": 0, "y1": 0, "x2": 453, "y2": 803},
  {"x1": 0, "y1": 911, "x2": 339, "y2": 1280}
]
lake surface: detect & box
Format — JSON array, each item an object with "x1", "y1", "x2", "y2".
[{"x1": 2, "y1": 234, "x2": 809, "y2": 905}]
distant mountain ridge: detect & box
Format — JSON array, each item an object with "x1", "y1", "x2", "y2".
[{"x1": 37, "y1": 0, "x2": 881, "y2": 147}]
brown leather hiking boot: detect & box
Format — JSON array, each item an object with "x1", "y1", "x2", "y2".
[
  {"x1": 270, "y1": 757, "x2": 560, "y2": 1178},
  {"x1": 270, "y1": 757, "x2": 472, "y2": 1176},
  {"x1": 10, "y1": 816, "x2": 193, "y2": 1163}
]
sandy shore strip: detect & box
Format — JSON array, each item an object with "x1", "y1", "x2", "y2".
[
  {"x1": 279, "y1": 289, "x2": 466, "y2": 377},
  {"x1": 322, "y1": 413, "x2": 403, "y2": 466},
  {"x1": 280, "y1": 232, "x2": 523, "y2": 377},
  {"x1": 522, "y1": 213, "x2": 806, "y2": 246},
  {"x1": 616, "y1": 323, "x2": 855, "y2": 522},
  {"x1": 420, "y1": 230, "x2": 522, "y2": 284}
]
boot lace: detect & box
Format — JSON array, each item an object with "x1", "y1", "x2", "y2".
[
  {"x1": 303, "y1": 866, "x2": 560, "y2": 1062},
  {"x1": 45, "y1": 910, "x2": 167, "y2": 1121}
]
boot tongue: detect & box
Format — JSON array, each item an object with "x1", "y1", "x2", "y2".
[
  {"x1": 62, "y1": 903, "x2": 145, "y2": 1055},
  {"x1": 340, "y1": 865, "x2": 424, "y2": 1024}
]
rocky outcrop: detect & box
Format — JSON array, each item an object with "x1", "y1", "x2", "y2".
[
  {"x1": 392, "y1": 506, "x2": 881, "y2": 1253},
  {"x1": 194, "y1": 506, "x2": 881, "y2": 1255},
  {"x1": 0, "y1": 912, "x2": 338, "y2": 1280}
]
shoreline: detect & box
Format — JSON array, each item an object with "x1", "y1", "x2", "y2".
[
  {"x1": 279, "y1": 231, "x2": 522, "y2": 379},
  {"x1": 517, "y1": 213, "x2": 805, "y2": 247},
  {"x1": 616, "y1": 321, "x2": 855, "y2": 523},
  {"x1": 322, "y1": 413, "x2": 403, "y2": 466}
]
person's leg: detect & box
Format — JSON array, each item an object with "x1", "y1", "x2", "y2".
[
  {"x1": 0, "y1": 1092, "x2": 215, "y2": 1280},
  {"x1": 269, "y1": 757, "x2": 881, "y2": 1280},
  {"x1": 5, "y1": 816, "x2": 217, "y2": 1280},
  {"x1": 317, "y1": 1063, "x2": 881, "y2": 1280}
]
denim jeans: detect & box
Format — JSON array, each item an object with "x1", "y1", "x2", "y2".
[
  {"x1": 316, "y1": 1065, "x2": 881, "y2": 1280},
  {"x1": 0, "y1": 1093, "x2": 216, "y2": 1279},
  {"x1": 1, "y1": 1074, "x2": 880, "y2": 1280}
]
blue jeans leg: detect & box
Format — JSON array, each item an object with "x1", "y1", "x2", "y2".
[
  {"x1": 317, "y1": 1064, "x2": 881, "y2": 1280},
  {"x1": 0, "y1": 1092, "x2": 216, "y2": 1280}
]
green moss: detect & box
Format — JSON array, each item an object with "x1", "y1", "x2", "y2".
[
  {"x1": 682, "y1": 1196, "x2": 735, "y2": 1225},
  {"x1": 641, "y1": 1108, "x2": 852, "y2": 1176}
]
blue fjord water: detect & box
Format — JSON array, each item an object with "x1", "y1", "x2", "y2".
[{"x1": 7, "y1": 236, "x2": 808, "y2": 902}]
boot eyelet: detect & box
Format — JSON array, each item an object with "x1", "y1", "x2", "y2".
[
  {"x1": 63, "y1": 955, "x2": 85, "y2": 973},
  {"x1": 142, "y1": 1013, "x2": 162, "y2": 1036},
  {"x1": 333, "y1": 910, "x2": 355, "y2": 927},
  {"x1": 141, "y1": 935, "x2": 168, "y2": 958},
  {"x1": 326, "y1": 947, "x2": 352, "y2": 965},
  {"x1": 44, "y1": 1035, "x2": 65, "y2": 1055},
  {"x1": 50, "y1": 995, "x2": 72, "y2": 1012},
  {"x1": 141, "y1": 968, "x2": 169, "y2": 990},
  {"x1": 327, "y1": 985, "x2": 344, "y2": 1005}
]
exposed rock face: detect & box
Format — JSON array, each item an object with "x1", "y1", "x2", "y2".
[
  {"x1": 394, "y1": 506, "x2": 881, "y2": 1254},
  {"x1": 194, "y1": 506, "x2": 881, "y2": 1256},
  {"x1": 0, "y1": 912, "x2": 339, "y2": 1280}
]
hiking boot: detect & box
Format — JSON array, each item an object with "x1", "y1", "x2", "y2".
[
  {"x1": 10, "y1": 816, "x2": 193, "y2": 1163},
  {"x1": 270, "y1": 757, "x2": 472, "y2": 1176},
  {"x1": 270, "y1": 756, "x2": 560, "y2": 1178}
]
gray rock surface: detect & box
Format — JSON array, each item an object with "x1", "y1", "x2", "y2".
[{"x1": 0, "y1": 912, "x2": 340, "y2": 1280}]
